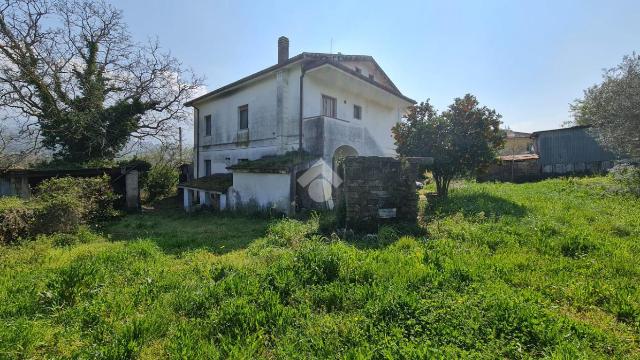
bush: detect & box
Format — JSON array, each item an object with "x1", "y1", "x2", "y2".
[
  {"x1": 35, "y1": 175, "x2": 119, "y2": 222},
  {"x1": 0, "y1": 197, "x2": 35, "y2": 244},
  {"x1": 144, "y1": 164, "x2": 178, "y2": 203},
  {"x1": 33, "y1": 194, "x2": 85, "y2": 235},
  {"x1": 609, "y1": 163, "x2": 640, "y2": 196},
  {"x1": 0, "y1": 176, "x2": 119, "y2": 244},
  {"x1": 264, "y1": 216, "x2": 319, "y2": 248}
]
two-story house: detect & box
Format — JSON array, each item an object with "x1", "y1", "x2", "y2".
[{"x1": 179, "y1": 36, "x2": 415, "y2": 213}]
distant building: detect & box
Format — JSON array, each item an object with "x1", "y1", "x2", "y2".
[
  {"x1": 479, "y1": 125, "x2": 618, "y2": 182},
  {"x1": 532, "y1": 125, "x2": 617, "y2": 175},
  {"x1": 499, "y1": 130, "x2": 534, "y2": 157}
]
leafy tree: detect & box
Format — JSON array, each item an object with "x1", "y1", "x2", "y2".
[
  {"x1": 393, "y1": 95, "x2": 504, "y2": 197},
  {"x1": 571, "y1": 53, "x2": 640, "y2": 158},
  {"x1": 0, "y1": 0, "x2": 202, "y2": 163}
]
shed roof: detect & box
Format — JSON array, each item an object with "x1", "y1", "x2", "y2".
[
  {"x1": 499, "y1": 154, "x2": 539, "y2": 162},
  {"x1": 227, "y1": 152, "x2": 318, "y2": 173},
  {"x1": 178, "y1": 173, "x2": 233, "y2": 192},
  {"x1": 531, "y1": 125, "x2": 591, "y2": 137}
]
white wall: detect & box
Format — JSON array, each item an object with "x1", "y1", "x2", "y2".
[
  {"x1": 303, "y1": 67, "x2": 410, "y2": 159},
  {"x1": 192, "y1": 62, "x2": 411, "y2": 177},
  {"x1": 230, "y1": 172, "x2": 291, "y2": 213},
  {"x1": 194, "y1": 64, "x2": 303, "y2": 176}
]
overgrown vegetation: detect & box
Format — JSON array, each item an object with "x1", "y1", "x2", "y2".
[
  {"x1": 145, "y1": 164, "x2": 179, "y2": 203},
  {"x1": 0, "y1": 176, "x2": 118, "y2": 244},
  {"x1": 610, "y1": 163, "x2": 640, "y2": 196},
  {"x1": 1, "y1": 177, "x2": 639, "y2": 358}
]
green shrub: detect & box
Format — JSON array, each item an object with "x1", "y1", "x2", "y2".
[
  {"x1": 0, "y1": 176, "x2": 119, "y2": 244},
  {"x1": 35, "y1": 175, "x2": 119, "y2": 223},
  {"x1": 265, "y1": 216, "x2": 318, "y2": 248},
  {"x1": 609, "y1": 163, "x2": 640, "y2": 196},
  {"x1": 0, "y1": 197, "x2": 35, "y2": 244},
  {"x1": 144, "y1": 164, "x2": 178, "y2": 203},
  {"x1": 33, "y1": 194, "x2": 85, "y2": 235}
]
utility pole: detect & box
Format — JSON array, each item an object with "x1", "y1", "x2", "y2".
[{"x1": 178, "y1": 127, "x2": 183, "y2": 164}]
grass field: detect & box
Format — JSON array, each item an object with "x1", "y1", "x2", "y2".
[{"x1": 1, "y1": 177, "x2": 639, "y2": 359}]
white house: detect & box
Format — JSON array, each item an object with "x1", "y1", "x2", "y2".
[{"x1": 179, "y1": 36, "x2": 415, "y2": 214}]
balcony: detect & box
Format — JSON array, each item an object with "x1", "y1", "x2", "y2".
[{"x1": 303, "y1": 115, "x2": 383, "y2": 160}]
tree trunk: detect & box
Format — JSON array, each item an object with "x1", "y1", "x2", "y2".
[{"x1": 434, "y1": 174, "x2": 450, "y2": 198}]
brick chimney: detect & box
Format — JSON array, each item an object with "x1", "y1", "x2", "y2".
[{"x1": 278, "y1": 36, "x2": 289, "y2": 64}]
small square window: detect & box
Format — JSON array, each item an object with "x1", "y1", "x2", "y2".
[
  {"x1": 355, "y1": 67, "x2": 362, "y2": 74},
  {"x1": 368, "y1": 74, "x2": 374, "y2": 80},
  {"x1": 204, "y1": 160, "x2": 211, "y2": 176},
  {"x1": 205, "y1": 115, "x2": 212, "y2": 136},
  {"x1": 239, "y1": 105, "x2": 248, "y2": 130},
  {"x1": 353, "y1": 105, "x2": 362, "y2": 120}
]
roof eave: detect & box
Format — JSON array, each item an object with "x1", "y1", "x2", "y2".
[
  {"x1": 306, "y1": 60, "x2": 416, "y2": 104},
  {"x1": 184, "y1": 54, "x2": 306, "y2": 107}
]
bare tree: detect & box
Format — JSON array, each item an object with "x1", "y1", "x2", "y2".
[{"x1": 0, "y1": 0, "x2": 203, "y2": 163}]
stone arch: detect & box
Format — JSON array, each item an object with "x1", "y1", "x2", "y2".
[{"x1": 332, "y1": 145, "x2": 359, "y2": 173}]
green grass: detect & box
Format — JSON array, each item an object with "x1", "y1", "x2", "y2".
[{"x1": 1, "y1": 177, "x2": 639, "y2": 359}]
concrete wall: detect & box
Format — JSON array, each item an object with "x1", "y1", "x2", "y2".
[
  {"x1": 195, "y1": 64, "x2": 302, "y2": 176},
  {"x1": 230, "y1": 172, "x2": 291, "y2": 213}
]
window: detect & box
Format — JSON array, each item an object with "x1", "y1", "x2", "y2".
[
  {"x1": 238, "y1": 105, "x2": 248, "y2": 130},
  {"x1": 353, "y1": 105, "x2": 362, "y2": 120},
  {"x1": 355, "y1": 67, "x2": 362, "y2": 74},
  {"x1": 204, "y1": 115, "x2": 212, "y2": 136},
  {"x1": 238, "y1": 158, "x2": 249, "y2": 163},
  {"x1": 368, "y1": 74, "x2": 374, "y2": 80},
  {"x1": 204, "y1": 160, "x2": 211, "y2": 176},
  {"x1": 322, "y1": 95, "x2": 337, "y2": 118}
]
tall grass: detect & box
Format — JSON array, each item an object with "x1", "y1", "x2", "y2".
[{"x1": 0, "y1": 176, "x2": 638, "y2": 358}]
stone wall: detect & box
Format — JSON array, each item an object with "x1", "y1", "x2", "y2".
[{"x1": 339, "y1": 156, "x2": 418, "y2": 231}]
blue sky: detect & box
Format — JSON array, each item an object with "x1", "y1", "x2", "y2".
[{"x1": 112, "y1": 0, "x2": 640, "y2": 132}]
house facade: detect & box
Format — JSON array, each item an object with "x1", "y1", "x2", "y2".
[{"x1": 180, "y1": 36, "x2": 415, "y2": 213}]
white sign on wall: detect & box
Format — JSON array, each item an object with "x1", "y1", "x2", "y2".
[{"x1": 378, "y1": 208, "x2": 397, "y2": 219}]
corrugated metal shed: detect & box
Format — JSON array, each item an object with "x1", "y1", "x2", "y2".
[{"x1": 532, "y1": 126, "x2": 616, "y2": 166}]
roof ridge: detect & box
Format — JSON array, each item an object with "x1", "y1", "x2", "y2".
[{"x1": 185, "y1": 52, "x2": 411, "y2": 106}]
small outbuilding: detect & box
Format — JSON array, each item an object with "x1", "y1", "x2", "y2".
[
  {"x1": 532, "y1": 125, "x2": 617, "y2": 175},
  {"x1": 178, "y1": 173, "x2": 233, "y2": 212}
]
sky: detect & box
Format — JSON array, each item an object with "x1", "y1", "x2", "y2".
[{"x1": 111, "y1": 0, "x2": 640, "y2": 133}]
